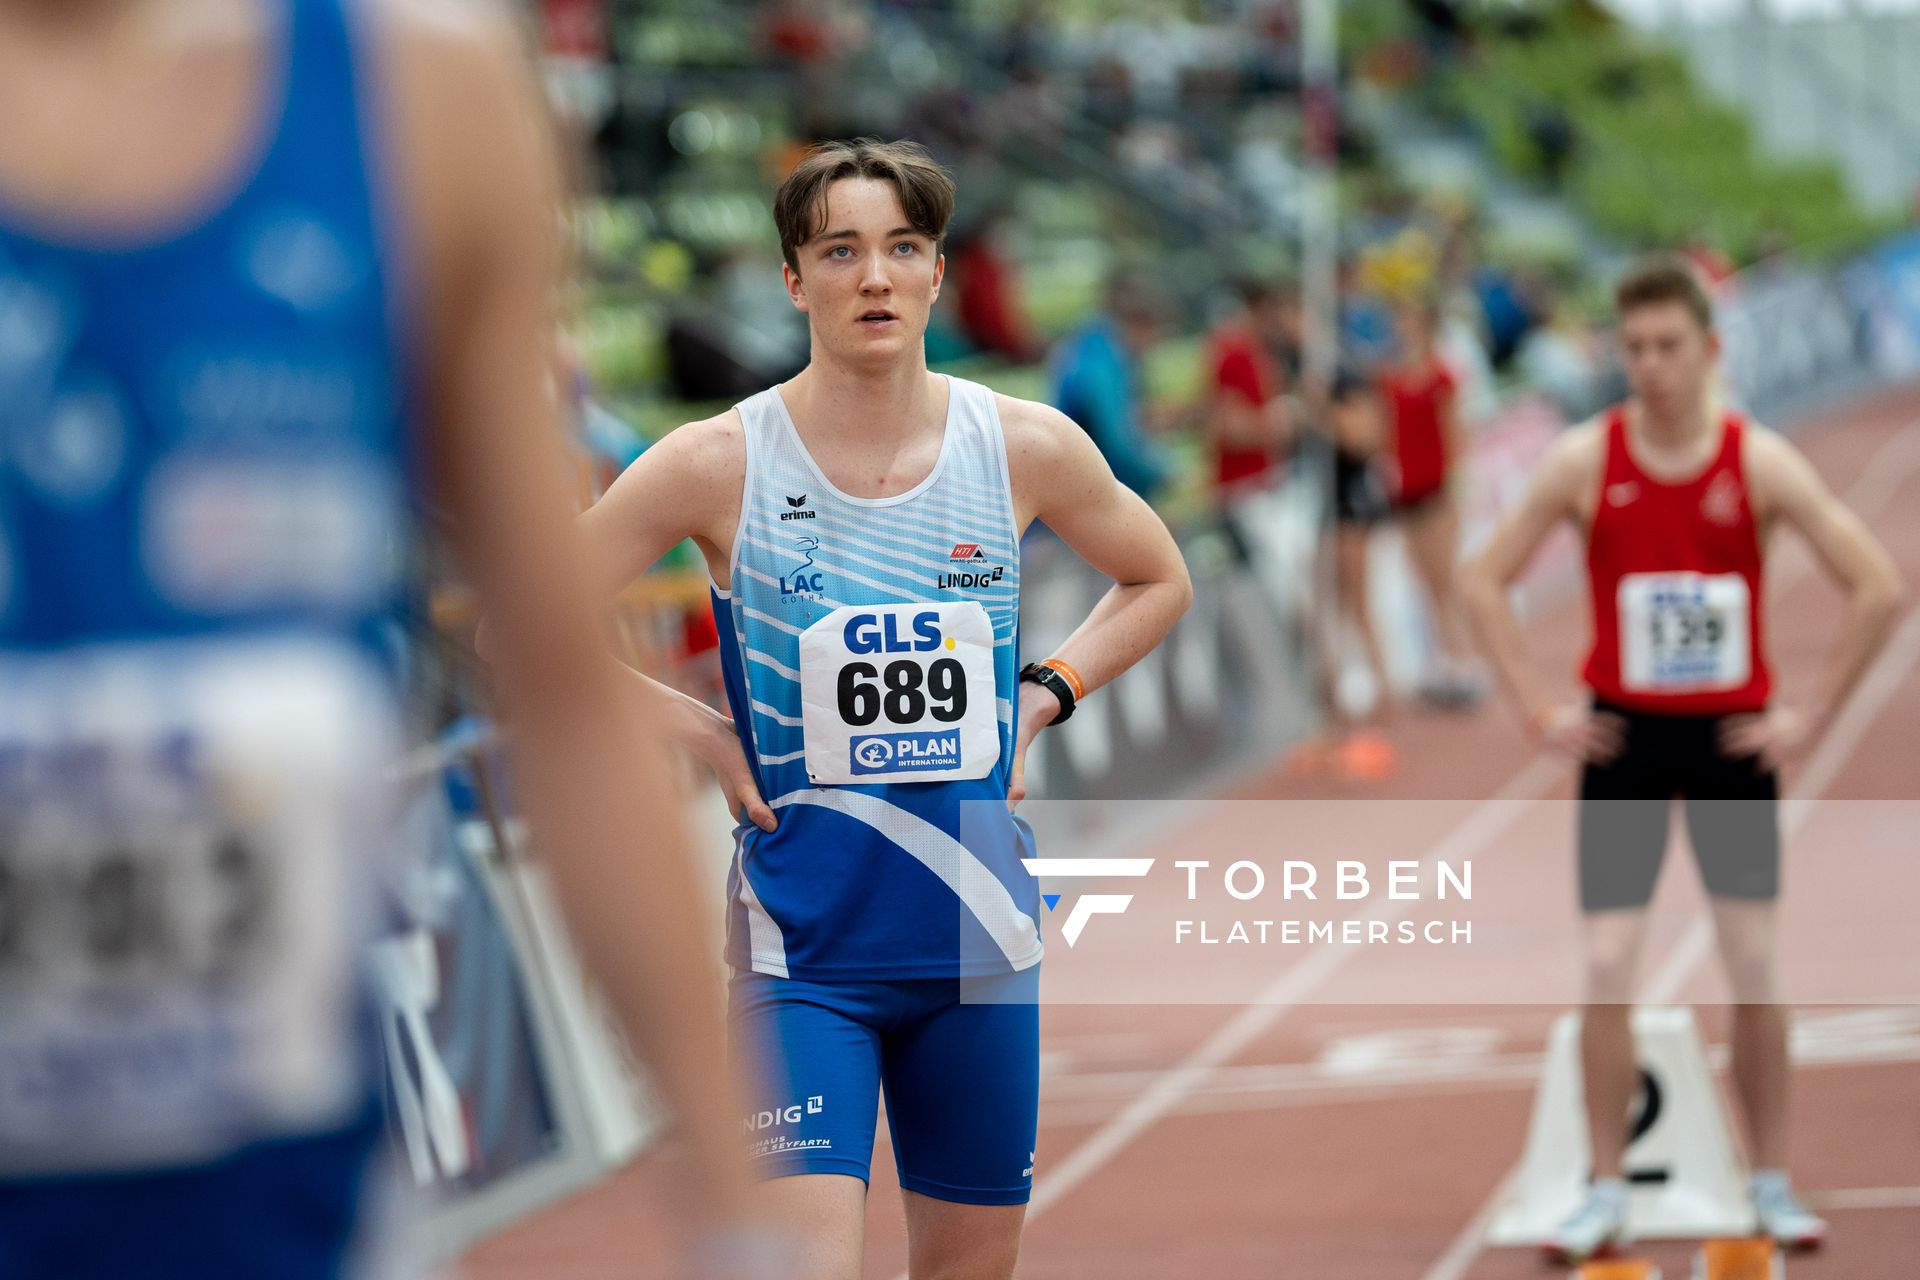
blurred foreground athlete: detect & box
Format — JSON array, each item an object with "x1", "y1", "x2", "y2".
[{"x1": 0, "y1": 1, "x2": 769, "y2": 1274}]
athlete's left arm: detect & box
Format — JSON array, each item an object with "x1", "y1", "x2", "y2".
[
  {"x1": 1003, "y1": 397, "x2": 1194, "y2": 803},
  {"x1": 1733, "y1": 428, "x2": 1908, "y2": 760}
]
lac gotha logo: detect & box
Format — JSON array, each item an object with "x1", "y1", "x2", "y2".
[
  {"x1": 780, "y1": 535, "x2": 825, "y2": 600},
  {"x1": 1022, "y1": 858, "x2": 1156, "y2": 946}
]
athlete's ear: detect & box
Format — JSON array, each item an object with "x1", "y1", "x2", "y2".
[
  {"x1": 930, "y1": 251, "x2": 945, "y2": 304},
  {"x1": 783, "y1": 261, "x2": 808, "y2": 313},
  {"x1": 1705, "y1": 325, "x2": 1722, "y2": 361}
]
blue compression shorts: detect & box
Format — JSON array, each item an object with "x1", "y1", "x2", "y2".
[{"x1": 729, "y1": 966, "x2": 1040, "y2": 1206}]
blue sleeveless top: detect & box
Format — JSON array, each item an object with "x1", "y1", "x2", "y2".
[
  {"x1": 0, "y1": 0, "x2": 408, "y2": 651},
  {"x1": 713, "y1": 377, "x2": 1044, "y2": 981},
  {"x1": 0, "y1": 0, "x2": 401, "y2": 1211}
]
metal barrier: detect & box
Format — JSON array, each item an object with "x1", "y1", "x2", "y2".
[{"x1": 379, "y1": 729, "x2": 657, "y2": 1264}]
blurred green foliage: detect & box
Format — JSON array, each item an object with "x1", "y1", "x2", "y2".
[{"x1": 1436, "y1": 8, "x2": 1897, "y2": 260}]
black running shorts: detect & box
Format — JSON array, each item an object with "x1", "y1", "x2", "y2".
[{"x1": 1577, "y1": 699, "x2": 1781, "y2": 913}]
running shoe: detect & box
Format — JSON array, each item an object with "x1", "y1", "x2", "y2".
[
  {"x1": 1750, "y1": 1172, "x2": 1827, "y2": 1250},
  {"x1": 1543, "y1": 1180, "x2": 1630, "y2": 1264}
]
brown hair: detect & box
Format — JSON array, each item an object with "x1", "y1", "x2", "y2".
[
  {"x1": 1614, "y1": 254, "x2": 1714, "y2": 329},
  {"x1": 772, "y1": 138, "x2": 955, "y2": 275}
]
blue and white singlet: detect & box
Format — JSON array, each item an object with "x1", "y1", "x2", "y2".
[{"x1": 713, "y1": 377, "x2": 1044, "y2": 981}]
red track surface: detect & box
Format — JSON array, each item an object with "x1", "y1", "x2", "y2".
[{"x1": 463, "y1": 384, "x2": 1920, "y2": 1279}]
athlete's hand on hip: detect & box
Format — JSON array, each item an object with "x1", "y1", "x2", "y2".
[
  {"x1": 1008, "y1": 686, "x2": 1062, "y2": 811},
  {"x1": 1533, "y1": 702, "x2": 1626, "y2": 763},
  {"x1": 684, "y1": 701, "x2": 777, "y2": 832},
  {"x1": 1718, "y1": 706, "x2": 1808, "y2": 770}
]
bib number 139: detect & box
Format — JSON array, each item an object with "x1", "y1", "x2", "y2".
[
  {"x1": 1618, "y1": 571, "x2": 1751, "y2": 693},
  {"x1": 801, "y1": 602, "x2": 1000, "y2": 785}
]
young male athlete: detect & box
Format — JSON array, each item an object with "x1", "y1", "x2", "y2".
[
  {"x1": 579, "y1": 139, "x2": 1192, "y2": 1279},
  {"x1": 1462, "y1": 257, "x2": 1905, "y2": 1260},
  {"x1": 0, "y1": 1, "x2": 763, "y2": 1274}
]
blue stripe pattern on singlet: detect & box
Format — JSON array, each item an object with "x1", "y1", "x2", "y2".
[{"x1": 713, "y1": 376, "x2": 1042, "y2": 981}]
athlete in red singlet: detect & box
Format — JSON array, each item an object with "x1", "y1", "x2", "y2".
[
  {"x1": 1462, "y1": 257, "x2": 1905, "y2": 1261},
  {"x1": 1581, "y1": 403, "x2": 1771, "y2": 717},
  {"x1": 1381, "y1": 297, "x2": 1479, "y2": 707}
]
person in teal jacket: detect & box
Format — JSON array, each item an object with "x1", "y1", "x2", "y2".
[{"x1": 1051, "y1": 278, "x2": 1174, "y2": 501}]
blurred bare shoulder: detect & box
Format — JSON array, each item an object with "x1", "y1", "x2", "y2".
[
  {"x1": 1544, "y1": 414, "x2": 1607, "y2": 488},
  {"x1": 350, "y1": 0, "x2": 558, "y2": 298}
]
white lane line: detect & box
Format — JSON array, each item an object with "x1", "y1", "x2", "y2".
[
  {"x1": 1808, "y1": 1186, "x2": 1920, "y2": 1212},
  {"x1": 1423, "y1": 1167, "x2": 1522, "y2": 1280},
  {"x1": 1419, "y1": 421, "x2": 1920, "y2": 1280},
  {"x1": 1025, "y1": 756, "x2": 1562, "y2": 1219}
]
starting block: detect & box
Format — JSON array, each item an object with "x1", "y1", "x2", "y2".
[
  {"x1": 1574, "y1": 1261, "x2": 1661, "y2": 1280},
  {"x1": 1693, "y1": 1239, "x2": 1784, "y2": 1280}
]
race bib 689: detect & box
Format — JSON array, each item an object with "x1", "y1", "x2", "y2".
[{"x1": 798, "y1": 602, "x2": 1000, "y2": 786}]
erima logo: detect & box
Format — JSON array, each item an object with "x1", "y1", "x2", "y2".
[
  {"x1": 1022, "y1": 858, "x2": 1155, "y2": 946},
  {"x1": 780, "y1": 494, "x2": 817, "y2": 521},
  {"x1": 742, "y1": 1095, "x2": 826, "y2": 1133}
]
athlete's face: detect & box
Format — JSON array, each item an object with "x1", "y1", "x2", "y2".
[
  {"x1": 1619, "y1": 301, "x2": 1719, "y2": 413},
  {"x1": 783, "y1": 177, "x2": 943, "y2": 366}
]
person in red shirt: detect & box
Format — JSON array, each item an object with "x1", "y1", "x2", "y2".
[
  {"x1": 1462, "y1": 258, "x2": 1905, "y2": 1261},
  {"x1": 950, "y1": 214, "x2": 1043, "y2": 363},
  {"x1": 1204, "y1": 279, "x2": 1292, "y2": 505},
  {"x1": 1380, "y1": 296, "x2": 1479, "y2": 707}
]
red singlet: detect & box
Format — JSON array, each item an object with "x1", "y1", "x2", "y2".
[
  {"x1": 1581, "y1": 405, "x2": 1771, "y2": 714},
  {"x1": 1381, "y1": 360, "x2": 1455, "y2": 504}
]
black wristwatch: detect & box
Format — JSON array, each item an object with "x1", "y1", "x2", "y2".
[{"x1": 1019, "y1": 662, "x2": 1077, "y2": 724}]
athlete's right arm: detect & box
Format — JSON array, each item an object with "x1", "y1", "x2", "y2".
[
  {"x1": 1461, "y1": 424, "x2": 1620, "y2": 758},
  {"x1": 374, "y1": 2, "x2": 761, "y2": 1249},
  {"x1": 576, "y1": 415, "x2": 780, "y2": 832}
]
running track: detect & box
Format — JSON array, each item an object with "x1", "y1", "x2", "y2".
[{"x1": 462, "y1": 383, "x2": 1920, "y2": 1278}]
